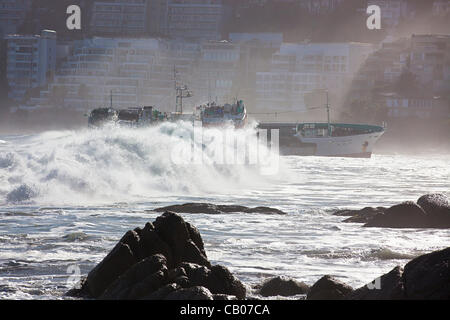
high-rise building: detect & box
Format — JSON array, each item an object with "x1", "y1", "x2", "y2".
[
  {"x1": 6, "y1": 30, "x2": 56, "y2": 101},
  {"x1": 90, "y1": 0, "x2": 152, "y2": 36},
  {"x1": 167, "y1": 0, "x2": 225, "y2": 41},
  {"x1": 0, "y1": 0, "x2": 32, "y2": 38},
  {"x1": 255, "y1": 42, "x2": 374, "y2": 112},
  {"x1": 410, "y1": 34, "x2": 450, "y2": 93}
]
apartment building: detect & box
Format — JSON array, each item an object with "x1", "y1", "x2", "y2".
[
  {"x1": 255, "y1": 42, "x2": 374, "y2": 112},
  {"x1": 410, "y1": 34, "x2": 450, "y2": 93},
  {"x1": 0, "y1": 0, "x2": 31, "y2": 38},
  {"x1": 90, "y1": 0, "x2": 152, "y2": 36},
  {"x1": 167, "y1": 0, "x2": 225, "y2": 41},
  {"x1": 6, "y1": 30, "x2": 56, "y2": 101}
]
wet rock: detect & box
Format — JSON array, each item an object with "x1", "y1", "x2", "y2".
[
  {"x1": 364, "y1": 202, "x2": 429, "y2": 228},
  {"x1": 186, "y1": 222, "x2": 207, "y2": 257},
  {"x1": 213, "y1": 294, "x2": 238, "y2": 300},
  {"x1": 402, "y1": 247, "x2": 450, "y2": 299},
  {"x1": 136, "y1": 223, "x2": 173, "y2": 267},
  {"x1": 164, "y1": 286, "x2": 214, "y2": 300},
  {"x1": 335, "y1": 207, "x2": 386, "y2": 223},
  {"x1": 154, "y1": 203, "x2": 287, "y2": 215},
  {"x1": 417, "y1": 194, "x2": 450, "y2": 228},
  {"x1": 347, "y1": 266, "x2": 405, "y2": 300},
  {"x1": 206, "y1": 265, "x2": 247, "y2": 300},
  {"x1": 141, "y1": 283, "x2": 181, "y2": 300},
  {"x1": 153, "y1": 212, "x2": 210, "y2": 268},
  {"x1": 180, "y1": 262, "x2": 211, "y2": 287},
  {"x1": 99, "y1": 254, "x2": 168, "y2": 300},
  {"x1": 307, "y1": 275, "x2": 354, "y2": 300},
  {"x1": 258, "y1": 276, "x2": 309, "y2": 297},
  {"x1": 84, "y1": 241, "x2": 137, "y2": 298},
  {"x1": 67, "y1": 212, "x2": 247, "y2": 300}
]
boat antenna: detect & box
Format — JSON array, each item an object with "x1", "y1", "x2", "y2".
[{"x1": 326, "y1": 90, "x2": 331, "y2": 136}]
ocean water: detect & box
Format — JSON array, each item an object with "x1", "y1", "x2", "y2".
[{"x1": 0, "y1": 123, "x2": 449, "y2": 299}]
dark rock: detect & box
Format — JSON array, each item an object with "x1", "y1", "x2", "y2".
[
  {"x1": 259, "y1": 276, "x2": 309, "y2": 297},
  {"x1": 206, "y1": 265, "x2": 247, "y2": 300},
  {"x1": 154, "y1": 203, "x2": 287, "y2": 215},
  {"x1": 165, "y1": 286, "x2": 214, "y2": 300},
  {"x1": 337, "y1": 207, "x2": 386, "y2": 223},
  {"x1": 417, "y1": 194, "x2": 450, "y2": 228},
  {"x1": 364, "y1": 202, "x2": 429, "y2": 228},
  {"x1": 213, "y1": 294, "x2": 238, "y2": 300},
  {"x1": 167, "y1": 267, "x2": 187, "y2": 282},
  {"x1": 65, "y1": 277, "x2": 89, "y2": 298},
  {"x1": 153, "y1": 212, "x2": 210, "y2": 268},
  {"x1": 99, "y1": 254, "x2": 168, "y2": 300},
  {"x1": 307, "y1": 275, "x2": 354, "y2": 300},
  {"x1": 402, "y1": 247, "x2": 450, "y2": 299},
  {"x1": 186, "y1": 222, "x2": 207, "y2": 257},
  {"x1": 347, "y1": 266, "x2": 405, "y2": 300},
  {"x1": 137, "y1": 223, "x2": 174, "y2": 267},
  {"x1": 243, "y1": 206, "x2": 286, "y2": 215},
  {"x1": 180, "y1": 262, "x2": 211, "y2": 287},
  {"x1": 67, "y1": 212, "x2": 249, "y2": 300},
  {"x1": 84, "y1": 241, "x2": 137, "y2": 298},
  {"x1": 141, "y1": 283, "x2": 181, "y2": 300}
]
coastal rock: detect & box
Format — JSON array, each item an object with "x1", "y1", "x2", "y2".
[
  {"x1": 417, "y1": 194, "x2": 450, "y2": 228},
  {"x1": 84, "y1": 240, "x2": 137, "y2": 298},
  {"x1": 258, "y1": 276, "x2": 309, "y2": 297},
  {"x1": 164, "y1": 286, "x2": 214, "y2": 300},
  {"x1": 206, "y1": 265, "x2": 247, "y2": 300},
  {"x1": 67, "y1": 212, "x2": 246, "y2": 300},
  {"x1": 99, "y1": 254, "x2": 168, "y2": 300},
  {"x1": 154, "y1": 203, "x2": 287, "y2": 215},
  {"x1": 402, "y1": 247, "x2": 450, "y2": 299},
  {"x1": 153, "y1": 212, "x2": 210, "y2": 268},
  {"x1": 347, "y1": 266, "x2": 405, "y2": 300},
  {"x1": 364, "y1": 202, "x2": 429, "y2": 228},
  {"x1": 334, "y1": 207, "x2": 386, "y2": 223},
  {"x1": 307, "y1": 275, "x2": 354, "y2": 300}
]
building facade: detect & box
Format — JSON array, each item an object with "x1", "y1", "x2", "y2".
[
  {"x1": 0, "y1": 0, "x2": 32, "y2": 38},
  {"x1": 410, "y1": 34, "x2": 450, "y2": 93},
  {"x1": 255, "y1": 42, "x2": 374, "y2": 112},
  {"x1": 6, "y1": 30, "x2": 56, "y2": 101},
  {"x1": 167, "y1": 0, "x2": 224, "y2": 41},
  {"x1": 90, "y1": 0, "x2": 152, "y2": 36}
]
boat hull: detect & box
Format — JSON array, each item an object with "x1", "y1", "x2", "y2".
[{"x1": 287, "y1": 131, "x2": 384, "y2": 158}]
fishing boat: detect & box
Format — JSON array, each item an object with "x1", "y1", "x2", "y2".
[
  {"x1": 257, "y1": 92, "x2": 385, "y2": 158},
  {"x1": 88, "y1": 106, "x2": 167, "y2": 128},
  {"x1": 198, "y1": 100, "x2": 248, "y2": 128}
]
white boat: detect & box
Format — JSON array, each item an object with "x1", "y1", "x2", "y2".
[{"x1": 257, "y1": 92, "x2": 385, "y2": 158}]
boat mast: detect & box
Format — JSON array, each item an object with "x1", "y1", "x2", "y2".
[
  {"x1": 326, "y1": 90, "x2": 331, "y2": 136},
  {"x1": 110, "y1": 90, "x2": 113, "y2": 109}
]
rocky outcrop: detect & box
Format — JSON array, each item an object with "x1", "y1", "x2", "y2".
[
  {"x1": 307, "y1": 275, "x2": 354, "y2": 300},
  {"x1": 66, "y1": 212, "x2": 246, "y2": 300},
  {"x1": 154, "y1": 203, "x2": 287, "y2": 215},
  {"x1": 334, "y1": 193, "x2": 450, "y2": 229},
  {"x1": 402, "y1": 247, "x2": 450, "y2": 300},
  {"x1": 347, "y1": 266, "x2": 406, "y2": 300},
  {"x1": 334, "y1": 207, "x2": 386, "y2": 223},
  {"x1": 364, "y1": 202, "x2": 429, "y2": 228},
  {"x1": 417, "y1": 194, "x2": 450, "y2": 228},
  {"x1": 257, "y1": 276, "x2": 309, "y2": 297},
  {"x1": 307, "y1": 247, "x2": 450, "y2": 300}
]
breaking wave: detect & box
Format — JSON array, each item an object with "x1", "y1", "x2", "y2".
[{"x1": 0, "y1": 122, "x2": 280, "y2": 205}]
